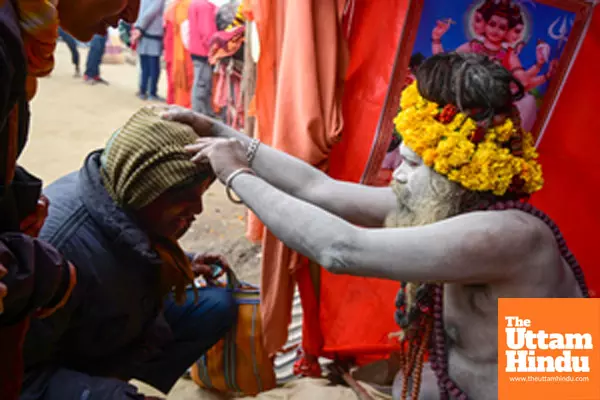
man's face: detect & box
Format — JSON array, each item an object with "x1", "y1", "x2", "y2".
[
  {"x1": 390, "y1": 144, "x2": 462, "y2": 227},
  {"x1": 58, "y1": 0, "x2": 139, "y2": 41},
  {"x1": 392, "y1": 144, "x2": 432, "y2": 204},
  {"x1": 137, "y1": 178, "x2": 214, "y2": 239}
]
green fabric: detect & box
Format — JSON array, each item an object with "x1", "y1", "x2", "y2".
[{"x1": 100, "y1": 106, "x2": 209, "y2": 210}]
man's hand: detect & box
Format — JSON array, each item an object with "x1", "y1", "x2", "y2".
[
  {"x1": 160, "y1": 106, "x2": 218, "y2": 137},
  {"x1": 185, "y1": 137, "x2": 249, "y2": 183},
  {"x1": 0, "y1": 264, "x2": 7, "y2": 314},
  {"x1": 19, "y1": 195, "x2": 49, "y2": 238},
  {"x1": 191, "y1": 253, "x2": 230, "y2": 280},
  {"x1": 131, "y1": 28, "x2": 142, "y2": 46}
]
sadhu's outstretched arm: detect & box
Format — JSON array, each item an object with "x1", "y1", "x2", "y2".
[
  {"x1": 229, "y1": 171, "x2": 551, "y2": 283},
  {"x1": 164, "y1": 108, "x2": 397, "y2": 227}
]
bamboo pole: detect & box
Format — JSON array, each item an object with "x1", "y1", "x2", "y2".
[{"x1": 242, "y1": 21, "x2": 257, "y2": 137}]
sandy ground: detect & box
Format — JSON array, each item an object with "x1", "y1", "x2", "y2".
[{"x1": 19, "y1": 43, "x2": 261, "y2": 399}]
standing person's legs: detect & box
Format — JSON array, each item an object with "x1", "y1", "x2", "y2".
[
  {"x1": 191, "y1": 58, "x2": 214, "y2": 116},
  {"x1": 132, "y1": 287, "x2": 237, "y2": 394},
  {"x1": 58, "y1": 27, "x2": 80, "y2": 75},
  {"x1": 148, "y1": 55, "x2": 161, "y2": 99},
  {"x1": 85, "y1": 34, "x2": 108, "y2": 83},
  {"x1": 165, "y1": 61, "x2": 174, "y2": 104},
  {"x1": 138, "y1": 54, "x2": 150, "y2": 99}
]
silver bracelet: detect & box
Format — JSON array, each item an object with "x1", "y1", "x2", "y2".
[
  {"x1": 225, "y1": 167, "x2": 256, "y2": 204},
  {"x1": 246, "y1": 138, "x2": 261, "y2": 166}
]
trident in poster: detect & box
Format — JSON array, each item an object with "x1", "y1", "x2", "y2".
[{"x1": 548, "y1": 15, "x2": 573, "y2": 58}]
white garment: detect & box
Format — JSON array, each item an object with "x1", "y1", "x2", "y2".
[
  {"x1": 181, "y1": 19, "x2": 190, "y2": 51},
  {"x1": 249, "y1": 20, "x2": 260, "y2": 63}
]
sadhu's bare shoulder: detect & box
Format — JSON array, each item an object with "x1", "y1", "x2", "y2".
[{"x1": 481, "y1": 208, "x2": 560, "y2": 271}]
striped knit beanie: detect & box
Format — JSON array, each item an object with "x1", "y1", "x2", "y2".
[{"x1": 100, "y1": 107, "x2": 211, "y2": 210}]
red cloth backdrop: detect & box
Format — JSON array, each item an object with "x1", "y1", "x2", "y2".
[
  {"x1": 531, "y1": 7, "x2": 600, "y2": 299},
  {"x1": 316, "y1": 0, "x2": 409, "y2": 360}
]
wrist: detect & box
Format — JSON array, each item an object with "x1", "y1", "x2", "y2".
[
  {"x1": 210, "y1": 119, "x2": 238, "y2": 139},
  {"x1": 209, "y1": 119, "x2": 227, "y2": 137},
  {"x1": 224, "y1": 166, "x2": 254, "y2": 184},
  {"x1": 225, "y1": 167, "x2": 256, "y2": 204}
]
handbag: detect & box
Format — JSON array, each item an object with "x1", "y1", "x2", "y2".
[{"x1": 190, "y1": 269, "x2": 276, "y2": 395}]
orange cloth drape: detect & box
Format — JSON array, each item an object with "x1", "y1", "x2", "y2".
[
  {"x1": 250, "y1": 0, "x2": 348, "y2": 356},
  {"x1": 320, "y1": 0, "x2": 409, "y2": 359},
  {"x1": 531, "y1": 8, "x2": 600, "y2": 300},
  {"x1": 164, "y1": 0, "x2": 194, "y2": 108}
]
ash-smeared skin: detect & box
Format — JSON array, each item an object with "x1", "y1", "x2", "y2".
[
  {"x1": 229, "y1": 169, "x2": 582, "y2": 400},
  {"x1": 188, "y1": 119, "x2": 582, "y2": 400},
  {"x1": 210, "y1": 121, "x2": 397, "y2": 228}
]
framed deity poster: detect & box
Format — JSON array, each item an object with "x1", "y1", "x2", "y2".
[{"x1": 362, "y1": 0, "x2": 596, "y2": 186}]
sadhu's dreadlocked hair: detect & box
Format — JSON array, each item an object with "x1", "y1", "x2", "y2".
[
  {"x1": 394, "y1": 282, "x2": 434, "y2": 400},
  {"x1": 392, "y1": 53, "x2": 590, "y2": 399}
]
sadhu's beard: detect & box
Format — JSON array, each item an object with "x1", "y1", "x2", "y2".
[
  {"x1": 386, "y1": 174, "x2": 468, "y2": 354},
  {"x1": 385, "y1": 174, "x2": 467, "y2": 229}
]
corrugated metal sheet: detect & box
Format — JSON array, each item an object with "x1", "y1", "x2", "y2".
[{"x1": 274, "y1": 287, "x2": 330, "y2": 384}]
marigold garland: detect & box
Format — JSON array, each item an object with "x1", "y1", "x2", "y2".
[{"x1": 394, "y1": 82, "x2": 543, "y2": 197}]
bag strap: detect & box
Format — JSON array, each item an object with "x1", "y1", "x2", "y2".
[
  {"x1": 205, "y1": 264, "x2": 241, "y2": 289},
  {"x1": 205, "y1": 265, "x2": 261, "y2": 292},
  {"x1": 224, "y1": 268, "x2": 241, "y2": 290}
]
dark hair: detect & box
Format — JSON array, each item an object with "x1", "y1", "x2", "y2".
[
  {"x1": 415, "y1": 52, "x2": 524, "y2": 121},
  {"x1": 509, "y1": 11, "x2": 524, "y2": 28},
  {"x1": 480, "y1": 0, "x2": 512, "y2": 23},
  {"x1": 409, "y1": 52, "x2": 426, "y2": 72},
  {"x1": 476, "y1": 0, "x2": 494, "y2": 14}
]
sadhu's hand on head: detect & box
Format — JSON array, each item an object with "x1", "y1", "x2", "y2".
[
  {"x1": 185, "y1": 137, "x2": 248, "y2": 183},
  {"x1": 159, "y1": 106, "x2": 217, "y2": 138}
]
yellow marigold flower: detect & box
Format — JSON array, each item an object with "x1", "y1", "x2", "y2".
[
  {"x1": 400, "y1": 82, "x2": 420, "y2": 110},
  {"x1": 422, "y1": 149, "x2": 437, "y2": 166},
  {"x1": 459, "y1": 118, "x2": 478, "y2": 137},
  {"x1": 493, "y1": 118, "x2": 515, "y2": 142},
  {"x1": 394, "y1": 81, "x2": 544, "y2": 196}
]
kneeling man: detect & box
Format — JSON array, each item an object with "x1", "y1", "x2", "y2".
[{"x1": 22, "y1": 108, "x2": 237, "y2": 399}]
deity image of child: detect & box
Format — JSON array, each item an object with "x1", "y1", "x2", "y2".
[
  {"x1": 432, "y1": 2, "x2": 508, "y2": 64},
  {"x1": 506, "y1": 8, "x2": 525, "y2": 50},
  {"x1": 470, "y1": 0, "x2": 494, "y2": 37},
  {"x1": 431, "y1": 0, "x2": 556, "y2": 131}
]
